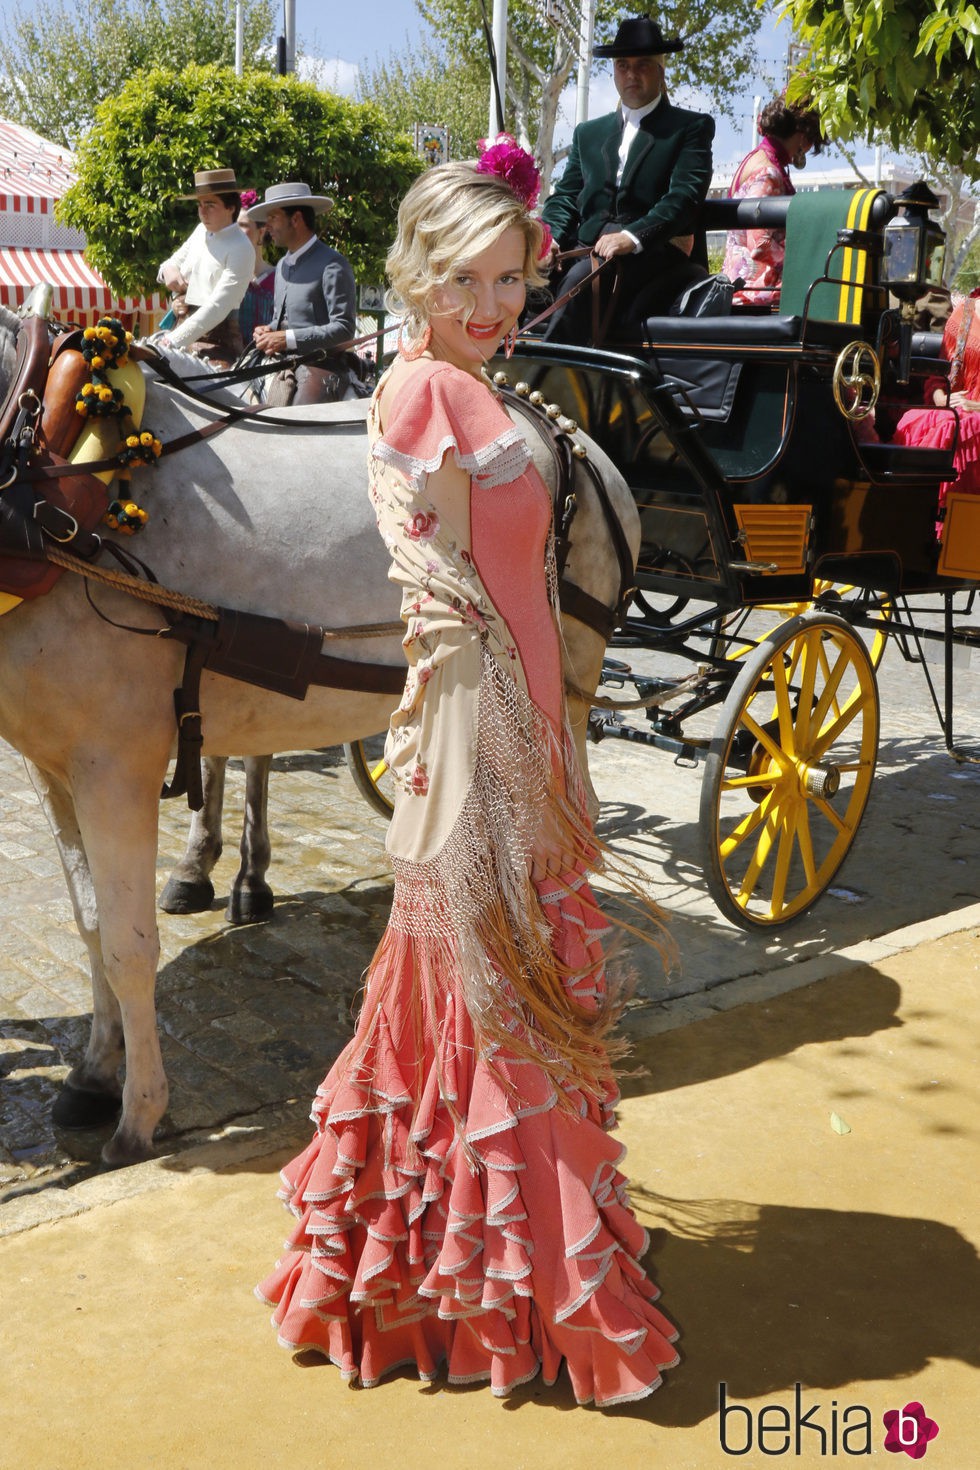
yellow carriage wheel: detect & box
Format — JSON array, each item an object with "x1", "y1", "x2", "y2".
[
  {"x1": 343, "y1": 735, "x2": 395, "y2": 819},
  {"x1": 699, "y1": 611, "x2": 879, "y2": 929},
  {"x1": 715, "y1": 581, "x2": 892, "y2": 672}
]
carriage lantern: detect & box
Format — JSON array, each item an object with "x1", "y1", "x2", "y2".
[{"x1": 881, "y1": 182, "x2": 946, "y2": 302}]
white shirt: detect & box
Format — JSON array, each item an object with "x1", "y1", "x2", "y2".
[
  {"x1": 158, "y1": 221, "x2": 254, "y2": 350},
  {"x1": 617, "y1": 94, "x2": 663, "y2": 253},
  {"x1": 279, "y1": 233, "x2": 318, "y2": 351}
]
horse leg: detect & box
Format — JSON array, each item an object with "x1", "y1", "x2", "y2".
[
  {"x1": 561, "y1": 620, "x2": 604, "y2": 823},
  {"x1": 70, "y1": 768, "x2": 169, "y2": 1166},
  {"x1": 226, "y1": 754, "x2": 274, "y2": 924},
  {"x1": 24, "y1": 760, "x2": 124, "y2": 1127},
  {"x1": 158, "y1": 755, "x2": 227, "y2": 913}
]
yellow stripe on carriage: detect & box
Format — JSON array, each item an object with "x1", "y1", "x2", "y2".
[{"x1": 838, "y1": 189, "x2": 878, "y2": 326}]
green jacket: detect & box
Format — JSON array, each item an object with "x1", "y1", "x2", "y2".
[{"x1": 542, "y1": 100, "x2": 715, "y2": 257}]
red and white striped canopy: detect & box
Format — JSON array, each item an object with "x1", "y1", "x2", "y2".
[
  {"x1": 0, "y1": 119, "x2": 74, "y2": 215},
  {"x1": 0, "y1": 245, "x2": 164, "y2": 331}
]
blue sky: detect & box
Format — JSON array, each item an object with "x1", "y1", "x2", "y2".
[
  {"x1": 299, "y1": 0, "x2": 880, "y2": 173},
  {"x1": 0, "y1": 0, "x2": 880, "y2": 174}
]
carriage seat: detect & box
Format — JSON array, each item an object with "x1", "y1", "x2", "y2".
[{"x1": 618, "y1": 314, "x2": 802, "y2": 422}]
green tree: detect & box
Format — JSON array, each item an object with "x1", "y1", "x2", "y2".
[
  {"x1": 58, "y1": 65, "x2": 422, "y2": 295},
  {"x1": 0, "y1": 0, "x2": 277, "y2": 148},
  {"x1": 777, "y1": 0, "x2": 980, "y2": 174},
  {"x1": 418, "y1": 0, "x2": 763, "y2": 190},
  {"x1": 358, "y1": 35, "x2": 488, "y2": 160}
]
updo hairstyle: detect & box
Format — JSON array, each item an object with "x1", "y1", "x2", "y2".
[
  {"x1": 386, "y1": 162, "x2": 547, "y2": 342},
  {"x1": 758, "y1": 97, "x2": 824, "y2": 155}
]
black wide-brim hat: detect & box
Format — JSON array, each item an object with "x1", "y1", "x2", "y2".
[{"x1": 593, "y1": 16, "x2": 684, "y2": 57}]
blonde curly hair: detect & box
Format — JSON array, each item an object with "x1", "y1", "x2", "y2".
[{"x1": 385, "y1": 162, "x2": 547, "y2": 346}]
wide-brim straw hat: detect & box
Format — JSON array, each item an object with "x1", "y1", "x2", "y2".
[
  {"x1": 246, "y1": 182, "x2": 335, "y2": 222},
  {"x1": 593, "y1": 16, "x2": 684, "y2": 57},
  {"x1": 178, "y1": 167, "x2": 244, "y2": 199}
]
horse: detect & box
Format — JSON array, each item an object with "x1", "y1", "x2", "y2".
[{"x1": 0, "y1": 307, "x2": 639, "y2": 1166}]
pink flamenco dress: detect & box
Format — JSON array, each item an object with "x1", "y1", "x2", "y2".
[
  {"x1": 255, "y1": 359, "x2": 679, "y2": 1406},
  {"x1": 893, "y1": 292, "x2": 980, "y2": 524}
]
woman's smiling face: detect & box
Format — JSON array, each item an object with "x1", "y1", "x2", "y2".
[{"x1": 428, "y1": 226, "x2": 527, "y2": 375}]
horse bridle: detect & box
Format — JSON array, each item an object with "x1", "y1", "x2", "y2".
[{"x1": 496, "y1": 373, "x2": 636, "y2": 642}]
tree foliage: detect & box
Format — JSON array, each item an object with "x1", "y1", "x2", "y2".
[
  {"x1": 778, "y1": 0, "x2": 980, "y2": 174},
  {"x1": 358, "y1": 35, "x2": 488, "y2": 160},
  {"x1": 418, "y1": 0, "x2": 763, "y2": 189},
  {"x1": 58, "y1": 66, "x2": 422, "y2": 295},
  {"x1": 0, "y1": 0, "x2": 277, "y2": 148}
]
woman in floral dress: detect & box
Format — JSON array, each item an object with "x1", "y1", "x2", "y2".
[
  {"x1": 722, "y1": 96, "x2": 823, "y2": 308},
  {"x1": 256, "y1": 146, "x2": 678, "y2": 1407}
]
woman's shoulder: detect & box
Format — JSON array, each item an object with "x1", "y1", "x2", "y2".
[
  {"x1": 373, "y1": 359, "x2": 527, "y2": 486},
  {"x1": 380, "y1": 358, "x2": 495, "y2": 426}
]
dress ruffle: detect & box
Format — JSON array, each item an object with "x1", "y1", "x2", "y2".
[
  {"x1": 256, "y1": 882, "x2": 679, "y2": 1408},
  {"x1": 894, "y1": 405, "x2": 980, "y2": 501},
  {"x1": 370, "y1": 359, "x2": 532, "y2": 490}
]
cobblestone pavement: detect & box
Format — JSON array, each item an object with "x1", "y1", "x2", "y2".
[{"x1": 2, "y1": 615, "x2": 978, "y2": 1211}]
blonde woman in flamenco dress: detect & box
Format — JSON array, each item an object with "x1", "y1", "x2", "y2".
[{"x1": 256, "y1": 151, "x2": 680, "y2": 1408}]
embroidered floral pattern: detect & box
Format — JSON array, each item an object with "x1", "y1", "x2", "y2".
[{"x1": 405, "y1": 509, "x2": 440, "y2": 542}]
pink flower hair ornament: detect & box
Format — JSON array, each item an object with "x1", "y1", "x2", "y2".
[
  {"x1": 475, "y1": 134, "x2": 552, "y2": 260},
  {"x1": 239, "y1": 187, "x2": 258, "y2": 210}
]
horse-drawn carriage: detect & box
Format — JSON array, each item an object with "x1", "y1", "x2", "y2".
[
  {"x1": 348, "y1": 184, "x2": 979, "y2": 930},
  {"x1": 1, "y1": 182, "x2": 977, "y2": 1164}
]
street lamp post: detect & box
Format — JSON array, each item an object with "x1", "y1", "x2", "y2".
[
  {"x1": 576, "y1": 0, "x2": 595, "y2": 126},
  {"x1": 488, "y1": 0, "x2": 508, "y2": 139}
]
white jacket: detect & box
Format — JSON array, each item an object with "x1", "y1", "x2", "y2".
[{"x1": 158, "y1": 222, "x2": 253, "y2": 350}]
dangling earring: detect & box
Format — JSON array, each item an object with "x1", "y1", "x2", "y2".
[
  {"x1": 398, "y1": 322, "x2": 432, "y2": 360},
  {"x1": 504, "y1": 327, "x2": 518, "y2": 359}
]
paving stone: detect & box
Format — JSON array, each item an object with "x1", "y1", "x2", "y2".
[{"x1": 1, "y1": 628, "x2": 978, "y2": 1201}]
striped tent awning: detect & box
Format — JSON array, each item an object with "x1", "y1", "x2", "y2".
[{"x1": 0, "y1": 244, "x2": 164, "y2": 331}]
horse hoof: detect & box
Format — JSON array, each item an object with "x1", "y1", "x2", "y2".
[
  {"x1": 101, "y1": 1130, "x2": 157, "y2": 1169},
  {"x1": 159, "y1": 877, "x2": 216, "y2": 914},
  {"x1": 226, "y1": 883, "x2": 274, "y2": 925},
  {"x1": 52, "y1": 1083, "x2": 123, "y2": 1130}
]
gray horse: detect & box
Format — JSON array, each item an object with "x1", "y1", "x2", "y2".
[{"x1": 0, "y1": 308, "x2": 638, "y2": 1165}]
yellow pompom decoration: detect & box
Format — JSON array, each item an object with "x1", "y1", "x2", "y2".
[
  {"x1": 81, "y1": 382, "x2": 95, "y2": 396},
  {"x1": 140, "y1": 432, "x2": 153, "y2": 446},
  {"x1": 91, "y1": 355, "x2": 105, "y2": 370},
  {"x1": 98, "y1": 386, "x2": 113, "y2": 401},
  {"x1": 126, "y1": 434, "x2": 139, "y2": 448},
  {"x1": 83, "y1": 327, "x2": 97, "y2": 340}
]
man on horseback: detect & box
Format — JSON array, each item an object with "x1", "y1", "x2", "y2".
[
  {"x1": 156, "y1": 167, "x2": 254, "y2": 369},
  {"x1": 248, "y1": 181, "x2": 361, "y2": 404}
]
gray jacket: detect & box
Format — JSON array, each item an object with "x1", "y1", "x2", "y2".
[{"x1": 273, "y1": 238, "x2": 357, "y2": 355}]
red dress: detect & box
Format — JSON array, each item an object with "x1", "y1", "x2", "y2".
[
  {"x1": 256, "y1": 361, "x2": 678, "y2": 1406},
  {"x1": 893, "y1": 296, "x2": 980, "y2": 517}
]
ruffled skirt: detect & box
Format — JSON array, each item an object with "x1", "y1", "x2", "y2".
[
  {"x1": 893, "y1": 405, "x2": 980, "y2": 506},
  {"x1": 256, "y1": 876, "x2": 679, "y2": 1408}
]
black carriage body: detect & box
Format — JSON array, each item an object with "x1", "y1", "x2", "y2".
[{"x1": 503, "y1": 190, "x2": 970, "y2": 611}]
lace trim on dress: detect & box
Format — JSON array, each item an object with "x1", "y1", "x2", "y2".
[{"x1": 372, "y1": 424, "x2": 531, "y2": 491}]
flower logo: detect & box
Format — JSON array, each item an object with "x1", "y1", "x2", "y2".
[
  {"x1": 405, "y1": 510, "x2": 439, "y2": 542},
  {"x1": 883, "y1": 1402, "x2": 939, "y2": 1458}
]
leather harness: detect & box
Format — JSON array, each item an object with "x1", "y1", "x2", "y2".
[{"x1": 0, "y1": 318, "x2": 637, "y2": 810}]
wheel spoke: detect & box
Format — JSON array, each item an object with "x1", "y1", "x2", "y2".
[
  {"x1": 811, "y1": 685, "x2": 871, "y2": 759},
  {"x1": 809, "y1": 641, "x2": 854, "y2": 735},
  {"x1": 772, "y1": 651, "x2": 797, "y2": 757},
  {"x1": 811, "y1": 794, "x2": 848, "y2": 833},
  {"x1": 737, "y1": 801, "x2": 780, "y2": 902},
  {"x1": 796, "y1": 800, "x2": 818, "y2": 887},
  {"x1": 739, "y1": 709, "x2": 790, "y2": 769},
  {"x1": 721, "y1": 771, "x2": 779, "y2": 791},
  {"x1": 769, "y1": 807, "x2": 799, "y2": 918},
  {"x1": 719, "y1": 793, "x2": 770, "y2": 858},
  {"x1": 793, "y1": 629, "x2": 821, "y2": 751}
]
